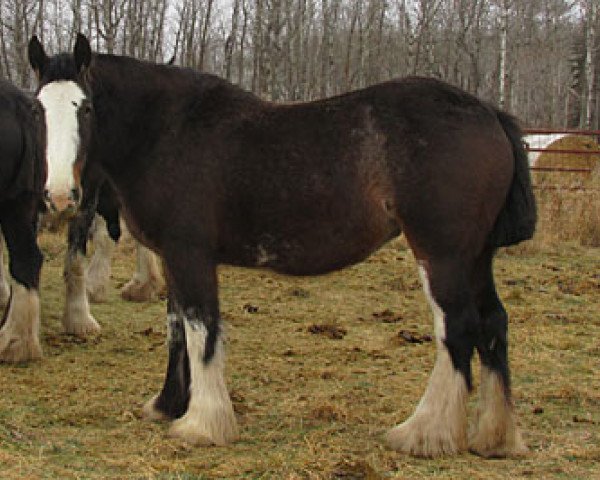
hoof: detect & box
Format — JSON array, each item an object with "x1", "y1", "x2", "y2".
[
  {"x1": 469, "y1": 440, "x2": 528, "y2": 459},
  {"x1": 470, "y1": 368, "x2": 528, "y2": 458},
  {"x1": 142, "y1": 394, "x2": 170, "y2": 422},
  {"x1": 0, "y1": 330, "x2": 42, "y2": 363},
  {"x1": 86, "y1": 282, "x2": 108, "y2": 304},
  {"x1": 386, "y1": 414, "x2": 467, "y2": 458},
  {"x1": 0, "y1": 285, "x2": 42, "y2": 362},
  {"x1": 168, "y1": 422, "x2": 218, "y2": 447},
  {"x1": 63, "y1": 313, "x2": 101, "y2": 337},
  {"x1": 121, "y1": 278, "x2": 162, "y2": 303},
  {"x1": 469, "y1": 421, "x2": 528, "y2": 458},
  {"x1": 167, "y1": 408, "x2": 239, "y2": 447}
]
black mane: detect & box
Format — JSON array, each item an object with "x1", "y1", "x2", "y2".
[{"x1": 91, "y1": 53, "x2": 258, "y2": 104}]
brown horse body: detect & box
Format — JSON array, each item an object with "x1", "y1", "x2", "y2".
[{"x1": 29, "y1": 35, "x2": 535, "y2": 458}]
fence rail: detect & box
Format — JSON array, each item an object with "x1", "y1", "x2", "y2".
[
  {"x1": 524, "y1": 128, "x2": 600, "y2": 136},
  {"x1": 522, "y1": 128, "x2": 599, "y2": 191},
  {"x1": 523, "y1": 128, "x2": 599, "y2": 177}
]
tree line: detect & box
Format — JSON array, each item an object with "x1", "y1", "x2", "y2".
[{"x1": 0, "y1": 0, "x2": 597, "y2": 129}]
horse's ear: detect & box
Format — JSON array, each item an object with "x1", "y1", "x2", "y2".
[
  {"x1": 74, "y1": 33, "x2": 92, "y2": 74},
  {"x1": 28, "y1": 35, "x2": 47, "y2": 79}
]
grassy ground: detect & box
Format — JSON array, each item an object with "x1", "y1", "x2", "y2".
[{"x1": 0, "y1": 232, "x2": 599, "y2": 479}]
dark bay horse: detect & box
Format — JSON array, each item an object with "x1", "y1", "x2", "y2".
[
  {"x1": 28, "y1": 34, "x2": 536, "y2": 458},
  {"x1": 0, "y1": 79, "x2": 46, "y2": 362}
]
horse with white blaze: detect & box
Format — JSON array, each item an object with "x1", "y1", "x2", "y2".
[
  {"x1": 28, "y1": 43, "x2": 164, "y2": 340},
  {"x1": 28, "y1": 33, "x2": 536, "y2": 458}
]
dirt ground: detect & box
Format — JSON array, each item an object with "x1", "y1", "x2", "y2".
[{"x1": 0, "y1": 232, "x2": 599, "y2": 479}]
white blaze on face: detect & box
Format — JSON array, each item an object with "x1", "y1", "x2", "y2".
[{"x1": 37, "y1": 81, "x2": 86, "y2": 210}]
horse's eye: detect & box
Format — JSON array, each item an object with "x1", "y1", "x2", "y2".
[
  {"x1": 83, "y1": 105, "x2": 92, "y2": 115},
  {"x1": 70, "y1": 188, "x2": 80, "y2": 202}
]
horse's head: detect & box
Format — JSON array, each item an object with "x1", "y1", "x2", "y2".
[{"x1": 28, "y1": 33, "x2": 93, "y2": 215}]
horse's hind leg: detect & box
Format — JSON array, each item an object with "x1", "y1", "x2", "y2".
[
  {"x1": 386, "y1": 257, "x2": 477, "y2": 457},
  {"x1": 469, "y1": 250, "x2": 527, "y2": 457},
  {"x1": 121, "y1": 243, "x2": 164, "y2": 302},
  {"x1": 0, "y1": 199, "x2": 43, "y2": 362},
  {"x1": 0, "y1": 232, "x2": 10, "y2": 307},
  {"x1": 86, "y1": 215, "x2": 115, "y2": 303}
]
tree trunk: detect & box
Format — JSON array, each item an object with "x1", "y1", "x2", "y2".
[
  {"x1": 583, "y1": 0, "x2": 597, "y2": 128},
  {"x1": 498, "y1": 0, "x2": 510, "y2": 109},
  {"x1": 198, "y1": 0, "x2": 214, "y2": 71}
]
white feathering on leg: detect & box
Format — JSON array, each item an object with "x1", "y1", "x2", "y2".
[
  {"x1": 168, "y1": 316, "x2": 238, "y2": 445},
  {"x1": 0, "y1": 282, "x2": 42, "y2": 362},
  {"x1": 386, "y1": 264, "x2": 468, "y2": 457},
  {"x1": 63, "y1": 251, "x2": 101, "y2": 336}
]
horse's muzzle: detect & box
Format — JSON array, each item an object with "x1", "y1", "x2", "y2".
[{"x1": 41, "y1": 190, "x2": 79, "y2": 231}]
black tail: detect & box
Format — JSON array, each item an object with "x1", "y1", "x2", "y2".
[{"x1": 488, "y1": 110, "x2": 537, "y2": 248}]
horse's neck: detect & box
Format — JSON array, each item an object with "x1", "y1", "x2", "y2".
[{"x1": 91, "y1": 59, "x2": 159, "y2": 167}]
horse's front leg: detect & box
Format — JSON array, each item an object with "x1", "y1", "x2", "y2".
[
  {"x1": 0, "y1": 232, "x2": 10, "y2": 307},
  {"x1": 0, "y1": 197, "x2": 43, "y2": 362},
  {"x1": 146, "y1": 249, "x2": 238, "y2": 446},
  {"x1": 143, "y1": 294, "x2": 189, "y2": 421},
  {"x1": 85, "y1": 215, "x2": 115, "y2": 303},
  {"x1": 62, "y1": 184, "x2": 101, "y2": 336}
]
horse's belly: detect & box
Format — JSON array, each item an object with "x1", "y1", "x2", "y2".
[
  {"x1": 273, "y1": 236, "x2": 397, "y2": 275},
  {"x1": 222, "y1": 221, "x2": 401, "y2": 276}
]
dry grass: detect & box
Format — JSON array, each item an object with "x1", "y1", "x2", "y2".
[{"x1": 1, "y1": 232, "x2": 599, "y2": 479}]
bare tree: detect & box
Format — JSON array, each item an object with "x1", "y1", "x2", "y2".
[
  {"x1": 198, "y1": 0, "x2": 214, "y2": 70},
  {"x1": 582, "y1": 0, "x2": 597, "y2": 127},
  {"x1": 0, "y1": 0, "x2": 591, "y2": 127}
]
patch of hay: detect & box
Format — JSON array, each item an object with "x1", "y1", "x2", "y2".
[
  {"x1": 530, "y1": 134, "x2": 600, "y2": 188},
  {"x1": 524, "y1": 135, "x2": 600, "y2": 248}
]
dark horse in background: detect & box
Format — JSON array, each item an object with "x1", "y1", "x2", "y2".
[
  {"x1": 0, "y1": 79, "x2": 46, "y2": 362},
  {"x1": 29, "y1": 34, "x2": 536, "y2": 458}
]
